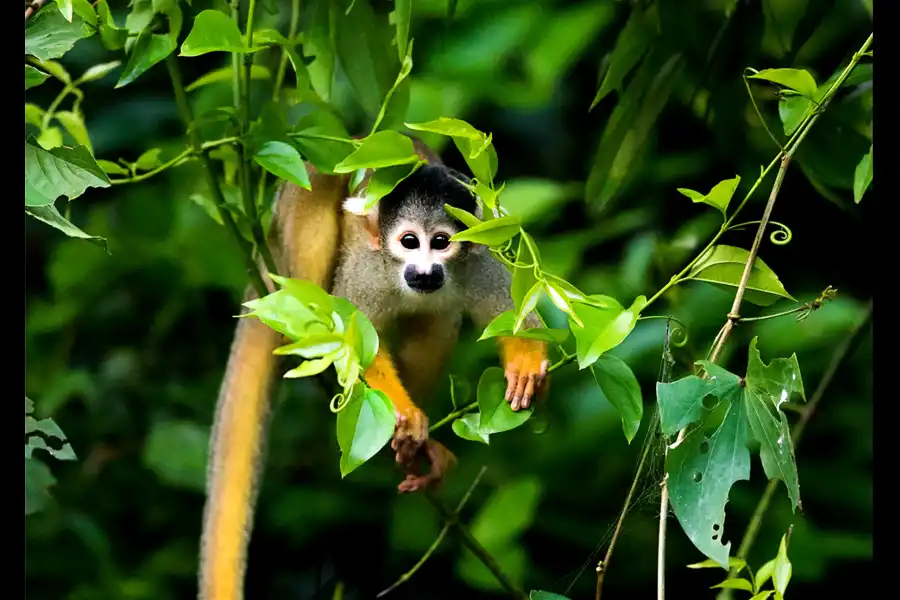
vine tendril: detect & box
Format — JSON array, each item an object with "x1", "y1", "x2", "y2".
[
  {"x1": 727, "y1": 220, "x2": 793, "y2": 245},
  {"x1": 637, "y1": 315, "x2": 690, "y2": 347}
]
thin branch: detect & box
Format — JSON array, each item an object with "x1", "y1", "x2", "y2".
[
  {"x1": 425, "y1": 490, "x2": 529, "y2": 600},
  {"x1": 108, "y1": 138, "x2": 239, "y2": 185},
  {"x1": 25, "y1": 0, "x2": 46, "y2": 21},
  {"x1": 428, "y1": 402, "x2": 477, "y2": 432},
  {"x1": 164, "y1": 55, "x2": 269, "y2": 298},
  {"x1": 378, "y1": 467, "x2": 488, "y2": 598},
  {"x1": 715, "y1": 298, "x2": 872, "y2": 600}
]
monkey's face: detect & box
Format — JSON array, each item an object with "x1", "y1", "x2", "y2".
[{"x1": 386, "y1": 219, "x2": 464, "y2": 295}]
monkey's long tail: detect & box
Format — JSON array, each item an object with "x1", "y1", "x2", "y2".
[{"x1": 199, "y1": 295, "x2": 280, "y2": 600}]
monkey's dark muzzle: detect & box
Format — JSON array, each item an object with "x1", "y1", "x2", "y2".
[{"x1": 404, "y1": 265, "x2": 444, "y2": 293}]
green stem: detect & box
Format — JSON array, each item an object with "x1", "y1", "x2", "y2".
[
  {"x1": 426, "y1": 491, "x2": 529, "y2": 600},
  {"x1": 272, "y1": 0, "x2": 301, "y2": 101},
  {"x1": 108, "y1": 138, "x2": 239, "y2": 185},
  {"x1": 429, "y1": 401, "x2": 477, "y2": 432},
  {"x1": 377, "y1": 467, "x2": 487, "y2": 598},
  {"x1": 288, "y1": 132, "x2": 360, "y2": 145},
  {"x1": 164, "y1": 55, "x2": 268, "y2": 298},
  {"x1": 41, "y1": 83, "x2": 74, "y2": 130},
  {"x1": 737, "y1": 305, "x2": 807, "y2": 323}
]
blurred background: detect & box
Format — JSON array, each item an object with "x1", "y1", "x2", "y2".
[{"x1": 25, "y1": 0, "x2": 873, "y2": 598}]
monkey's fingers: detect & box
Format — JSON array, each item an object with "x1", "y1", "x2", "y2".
[
  {"x1": 397, "y1": 441, "x2": 455, "y2": 494},
  {"x1": 392, "y1": 410, "x2": 429, "y2": 467}
]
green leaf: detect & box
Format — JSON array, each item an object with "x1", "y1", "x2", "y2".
[
  {"x1": 116, "y1": 29, "x2": 177, "y2": 88},
  {"x1": 748, "y1": 68, "x2": 817, "y2": 98},
  {"x1": 25, "y1": 103, "x2": 45, "y2": 128},
  {"x1": 756, "y1": 559, "x2": 776, "y2": 590},
  {"x1": 25, "y1": 6, "x2": 85, "y2": 61},
  {"x1": 586, "y1": 50, "x2": 684, "y2": 209},
  {"x1": 25, "y1": 65, "x2": 50, "y2": 90},
  {"x1": 337, "y1": 387, "x2": 396, "y2": 477},
  {"x1": 362, "y1": 160, "x2": 425, "y2": 210},
  {"x1": 134, "y1": 148, "x2": 163, "y2": 171},
  {"x1": 450, "y1": 215, "x2": 520, "y2": 246},
  {"x1": 544, "y1": 280, "x2": 582, "y2": 326},
  {"x1": 443, "y1": 204, "x2": 482, "y2": 229},
  {"x1": 333, "y1": 0, "x2": 398, "y2": 117},
  {"x1": 290, "y1": 108, "x2": 354, "y2": 173},
  {"x1": 304, "y1": 0, "x2": 336, "y2": 101},
  {"x1": 744, "y1": 337, "x2": 805, "y2": 509},
  {"x1": 656, "y1": 363, "x2": 742, "y2": 436},
  {"x1": 853, "y1": 145, "x2": 873, "y2": 204},
  {"x1": 406, "y1": 117, "x2": 486, "y2": 140},
  {"x1": 96, "y1": 0, "x2": 128, "y2": 50},
  {"x1": 243, "y1": 284, "x2": 333, "y2": 343},
  {"x1": 253, "y1": 141, "x2": 311, "y2": 190},
  {"x1": 97, "y1": 159, "x2": 129, "y2": 176},
  {"x1": 274, "y1": 334, "x2": 344, "y2": 359},
  {"x1": 37, "y1": 127, "x2": 64, "y2": 150},
  {"x1": 25, "y1": 138, "x2": 110, "y2": 206},
  {"x1": 143, "y1": 420, "x2": 208, "y2": 491},
  {"x1": 405, "y1": 118, "x2": 498, "y2": 184},
  {"x1": 591, "y1": 355, "x2": 643, "y2": 443},
  {"x1": 57, "y1": 0, "x2": 74, "y2": 21},
  {"x1": 452, "y1": 412, "x2": 490, "y2": 444},
  {"x1": 571, "y1": 295, "x2": 646, "y2": 369},
  {"x1": 778, "y1": 94, "x2": 811, "y2": 137},
  {"x1": 760, "y1": 0, "x2": 808, "y2": 58},
  {"x1": 390, "y1": 0, "x2": 412, "y2": 60},
  {"x1": 667, "y1": 391, "x2": 751, "y2": 568},
  {"x1": 332, "y1": 297, "x2": 379, "y2": 368},
  {"x1": 511, "y1": 233, "x2": 539, "y2": 312},
  {"x1": 590, "y1": 4, "x2": 655, "y2": 109},
  {"x1": 750, "y1": 593, "x2": 774, "y2": 600},
  {"x1": 530, "y1": 592, "x2": 572, "y2": 600},
  {"x1": 186, "y1": 64, "x2": 271, "y2": 92},
  {"x1": 55, "y1": 111, "x2": 92, "y2": 152},
  {"x1": 25, "y1": 203, "x2": 108, "y2": 251},
  {"x1": 31, "y1": 58, "x2": 72, "y2": 83},
  {"x1": 180, "y1": 9, "x2": 251, "y2": 56},
  {"x1": 687, "y1": 557, "x2": 747, "y2": 570},
  {"x1": 677, "y1": 176, "x2": 740, "y2": 219},
  {"x1": 371, "y1": 38, "x2": 413, "y2": 134},
  {"x1": 76, "y1": 60, "x2": 121, "y2": 83},
  {"x1": 477, "y1": 367, "x2": 532, "y2": 433},
  {"x1": 514, "y1": 282, "x2": 542, "y2": 333},
  {"x1": 478, "y1": 310, "x2": 568, "y2": 344},
  {"x1": 333, "y1": 131, "x2": 419, "y2": 172},
  {"x1": 686, "y1": 245, "x2": 794, "y2": 307},
  {"x1": 773, "y1": 534, "x2": 792, "y2": 596},
  {"x1": 26, "y1": 458, "x2": 57, "y2": 516},
  {"x1": 254, "y1": 29, "x2": 311, "y2": 97},
  {"x1": 712, "y1": 579, "x2": 754, "y2": 592},
  {"x1": 284, "y1": 355, "x2": 335, "y2": 378},
  {"x1": 500, "y1": 179, "x2": 579, "y2": 226}
]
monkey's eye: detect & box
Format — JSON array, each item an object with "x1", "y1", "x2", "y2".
[
  {"x1": 400, "y1": 233, "x2": 420, "y2": 250},
  {"x1": 431, "y1": 234, "x2": 451, "y2": 251}
]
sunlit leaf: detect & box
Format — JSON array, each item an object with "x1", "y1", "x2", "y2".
[
  {"x1": 180, "y1": 9, "x2": 252, "y2": 56},
  {"x1": 477, "y1": 367, "x2": 532, "y2": 433},
  {"x1": 284, "y1": 356, "x2": 335, "y2": 378},
  {"x1": 478, "y1": 310, "x2": 568, "y2": 344},
  {"x1": 748, "y1": 68, "x2": 817, "y2": 98},
  {"x1": 686, "y1": 245, "x2": 794, "y2": 307},
  {"x1": 571, "y1": 295, "x2": 646, "y2": 369},
  {"x1": 116, "y1": 29, "x2": 177, "y2": 88},
  {"x1": 677, "y1": 175, "x2": 740, "y2": 219},
  {"x1": 96, "y1": 0, "x2": 128, "y2": 50},
  {"x1": 76, "y1": 60, "x2": 121, "y2": 83},
  {"x1": 186, "y1": 64, "x2": 271, "y2": 92},
  {"x1": 333, "y1": 130, "x2": 419, "y2": 172},
  {"x1": 450, "y1": 215, "x2": 520, "y2": 246},
  {"x1": 773, "y1": 533, "x2": 792, "y2": 596},
  {"x1": 591, "y1": 355, "x2": 643, "y2": 443},
  {"x1": 687, "y1": 557, "x2": 747, "y2": 570},
  {"x1": 711, "y1": 578, "x2": 754, "y2": 592},
  {"x1": 55, "y1": 111, "x2": 93, "y2": 152},
  {"x1": 332, "y1": 296, "x2": 379, "y2": 369},
  {"x1": 443, "y1": 204, "x2": 482, "y2": 229},
  {"x1": 336, "y1": 387, "x2": 395, "y2": 477}
]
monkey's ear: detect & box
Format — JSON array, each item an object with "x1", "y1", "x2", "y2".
[{"x1": 343, "y1": 196, "x2": 381, "y2": 249}]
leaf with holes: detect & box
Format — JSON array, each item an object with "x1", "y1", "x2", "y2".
[
  {"x1": 477, "y1": 367, "x2": 532, "y2": 433},
  {"x1": 744, "y1": 337, "x2": 805, "y2": 509},
  {"x1": 591, "y1": 355, "x2": 643, "y2": 443},
  {"x1": 748, "y1": 68, "x2": 817, "y2": 98},
  {"x1": 667, "y1": 390, "x2": 751, "y2": 568},
  {"x1": 686, "y1": 245, "x2": 794, "y2": 307},
  {"x1": 677, "y1": 175, "x2": 740, "y2": 219},
  {"x1": 336, "y1": 386, "x2": 396, "y2": 477},
  {"x1": 656, "y1": 363, "x2": 742, "y2": 436}
]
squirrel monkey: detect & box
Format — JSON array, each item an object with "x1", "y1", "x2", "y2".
[{"x1": 199, "y1": 138, "x2": 549, "y2": 600}]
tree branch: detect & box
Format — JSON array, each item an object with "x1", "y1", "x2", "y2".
[{"x1": 164, "y1": 55, "x2": 269, "y2": 298}]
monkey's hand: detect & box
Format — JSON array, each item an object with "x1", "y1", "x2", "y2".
[
  {"x1": 397, "y1": 440, "x2": 456, "y2": 494},
  {"x1": 501, "y1": 337, "x2": 550, "y2": 411},
  {"x1": 391, "y1": 408, "x2": 429, "y2": 467}
]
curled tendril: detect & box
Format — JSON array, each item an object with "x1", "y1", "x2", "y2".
[
  {"x1": 330, "y1": 390, "x2": 351, "y2": 413},
  {"x1": 727, "y1": 220, "x2": 793, "y2": 246},
  {"x1": 638, "y1": 315, "x2": 690, "y2": 347}
]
